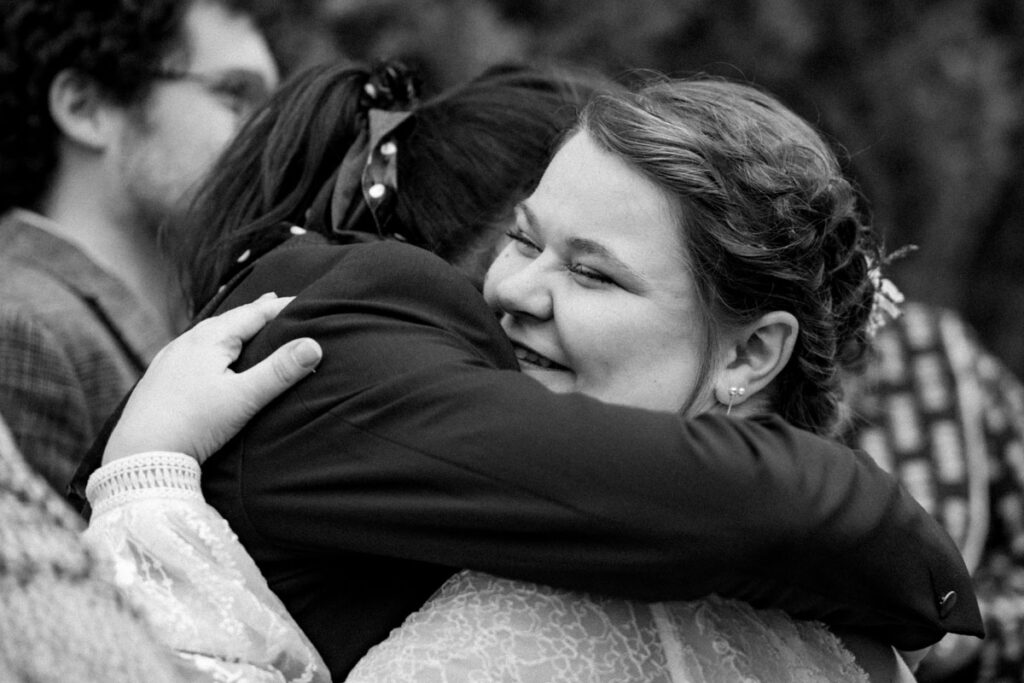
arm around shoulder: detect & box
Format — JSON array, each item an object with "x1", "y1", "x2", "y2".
[{"x1": 218, "y1": 241, "x2": 982, "y2": 650}]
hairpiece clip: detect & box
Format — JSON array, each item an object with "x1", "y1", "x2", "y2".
[
  {"x1": 865, "y1": 244, "x2": 917, "y2": 338},
  {"x1": 304, "y1": 62, "x2": 420, "y2": 241},
  {"x1": 357, "y1": 109, "x2": 412, "y2": 236},
  {"x1": 361, "y1": 61, "x2": 420, "y2": 111}
]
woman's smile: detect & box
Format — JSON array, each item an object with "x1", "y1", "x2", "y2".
[{"x1": 510, "y1": 340, "x2": 570, "y2": 372}]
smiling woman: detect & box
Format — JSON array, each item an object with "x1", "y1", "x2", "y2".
[{"x1": 486, "y1": 132, "x2": 711, "y2": 412}]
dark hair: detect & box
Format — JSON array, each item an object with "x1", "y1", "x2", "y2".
[
  {"x1": 181, "y1": 61, "x2": 617, "y2": 311},
  {"x1": 397, "y1": 63, "x2": 616, "y2": 283},
  {"x1": 582, "y1": 77, "x2": 880, "y2": 436},
  {"x1": 0, "y1": 0, "x2": 272, "y2": 214}
]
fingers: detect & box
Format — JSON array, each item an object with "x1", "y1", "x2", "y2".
[
  {"x1": 234, "y1": 337, "x2": 323, "y2": 415},
  {"x1": 101, "y1": 293, "x2": 315, "y2": 467},
  {"x1": 193, "y1": 293, "x2": 295, "y2": 348}
]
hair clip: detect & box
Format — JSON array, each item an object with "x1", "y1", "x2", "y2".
[{"x1": 864, "y1": 244, "x2": 916, "y2": 338}]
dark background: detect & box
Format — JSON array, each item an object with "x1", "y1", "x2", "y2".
[{"x1": 278, "y1": 0, "x2": 1024, "y2": 378}]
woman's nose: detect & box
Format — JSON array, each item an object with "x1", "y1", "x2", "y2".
[{"x1": 489, "y1": 253, "x2": 553, "y2": 322}]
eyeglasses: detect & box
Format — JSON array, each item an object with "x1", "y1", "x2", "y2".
[{"x1": 147, "y1": 69, "x2": 272, "y2": 118}]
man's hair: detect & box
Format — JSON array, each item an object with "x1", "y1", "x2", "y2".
[{"x1": 0, "y1": 0, "x2": 270, "y2": 213}]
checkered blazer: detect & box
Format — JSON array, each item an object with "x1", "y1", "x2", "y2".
[{"x1": 0, "y1": 211, "x2": 173, "y2": 495}]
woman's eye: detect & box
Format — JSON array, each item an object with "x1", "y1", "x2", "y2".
[
  {"x1": 504, "y1": 229, "x2": 540, "y2": 255},
  {"x1": 569, "y1": 263, "x2": 614, "y2": 286}
]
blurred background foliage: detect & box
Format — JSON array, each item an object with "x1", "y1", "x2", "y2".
[{"x1": 280, "y1": 0, "x2": 1024, "y2": 378}]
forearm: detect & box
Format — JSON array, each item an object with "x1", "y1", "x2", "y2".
[{"x1": 84, "y1": 453, "x2": 328, "y2": 683}]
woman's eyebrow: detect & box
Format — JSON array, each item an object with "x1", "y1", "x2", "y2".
[
  {"x1": 516, "y1": 202, "x2": 540, "y2": 232},
  {"x1": 519, "y1": 201, "x2": 647, "y2": 283},
  {"x1": 567, "y1": 236, "x2": 647, "y2": 284}
]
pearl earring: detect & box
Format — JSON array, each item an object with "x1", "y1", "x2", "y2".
[{"x1": 726, "y1": 386, "x2": 746, "y2": 416}]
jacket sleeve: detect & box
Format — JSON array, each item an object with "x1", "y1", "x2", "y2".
[
  {"x1": 0, "y1": 307, "x2": 92, "y2": 493},
  {"x1": 213, "y1": 240, "x2": 983, "y2": 650}
]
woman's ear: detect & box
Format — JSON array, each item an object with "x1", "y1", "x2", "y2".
[
  {"x1": 713, "y1": 311, "x2": 798, "y2": 412},
  {"x1": 48, "y1": 69, "x2": 116, "y2": 151}
]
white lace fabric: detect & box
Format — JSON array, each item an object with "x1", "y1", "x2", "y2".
[
  {"x1": 84, "y1": 453, "x2": 330, "y2": 683},
  {"x1": 347, "y1": 571, "x2": 871, "y2": 683},
  {"x1": 86, "y1": 451, "x2": 203, "y2": 516}
]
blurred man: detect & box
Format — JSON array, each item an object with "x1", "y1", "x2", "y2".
[{"x1": 0, "y1": 0, "x2": 280, "y2": 493}]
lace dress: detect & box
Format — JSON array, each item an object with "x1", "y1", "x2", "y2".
[
  {"x1": 83, "y1": 453, "x2": 329, "y2": 683},
  {"x1": 346, "y1": 570, "x2": 870, "y2": 682}
]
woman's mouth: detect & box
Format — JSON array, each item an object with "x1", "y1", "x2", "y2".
[{"x1": 512, "y1": 343, "x2": 568, "y2": 371}]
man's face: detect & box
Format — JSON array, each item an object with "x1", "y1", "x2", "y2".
[{"x1": 114, "y1": 1, "x2": 279, "y2": 232}]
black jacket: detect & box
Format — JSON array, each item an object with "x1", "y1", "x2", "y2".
[{"x1": 75, "y1": 236, "x2": 984, "y2": 679}]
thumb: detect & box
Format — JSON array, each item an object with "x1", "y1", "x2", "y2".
[{"x1": 236, "y1": 338, "x2": 322, "y2": 415}]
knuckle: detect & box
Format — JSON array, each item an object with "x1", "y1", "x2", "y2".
[{"x1": 271, "y1": 357, "x2": 295, "y2": 386}]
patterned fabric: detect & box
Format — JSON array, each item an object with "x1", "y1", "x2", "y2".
[
  {"x1": 843, "y1": 302, "x2": 1024, "y2": 682},
  {"x1": 0, "y1": 412, "x2": 184, "y2": 682},
  {"x1": 0, "y1": 210, "x2": 175, "y2": 494},
  {"x1": 347, "y1": 571, "x2": 871, "y2": 682},
  {"x1": 84, "y1": 452, "x2": 330, "y2": 683}
]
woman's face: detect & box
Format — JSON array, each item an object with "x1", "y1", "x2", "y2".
[{"x1": 483, "y1": 131, "x2": 714, "y2": 412}]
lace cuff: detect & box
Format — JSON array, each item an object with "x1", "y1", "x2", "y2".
[{"x1": 86, "y1": 452, "x2": 203, "y2": 518}]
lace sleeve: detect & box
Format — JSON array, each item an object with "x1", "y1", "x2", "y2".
[{"x1": 83, "y1": 453, "x2": 330, "y2": 683}]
